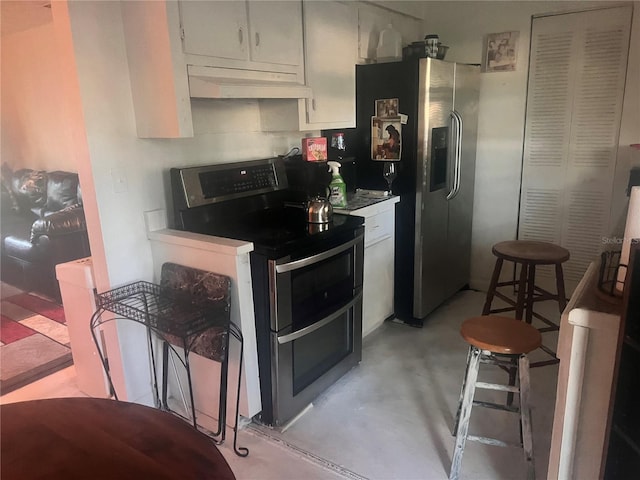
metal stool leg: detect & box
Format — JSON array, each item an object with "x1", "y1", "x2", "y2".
[
  {"x1": 450, "y1": 347, "x2": 481, "y2": 480},
  {"x1": 453, "y1": 346, "x2": 473, "y2": 436},
  {"x1": 518, "y1": 354, "x2": 535, "y2": 480},
  {"x1": 184, "y1": 351, "x2": 198, "y2": 429},
  {"x1": 215, "y1": 330, "x2": 232, "y2": 442},
  {"x1": 161, "y1": 341, "x2": 169, "y2": 410},
  {"x1": 482, "y1": 258, "x2": 504, "y2": 315}
]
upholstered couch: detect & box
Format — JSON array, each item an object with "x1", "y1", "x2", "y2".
[{"x1": 1, "y1": 168, "x2": 91, "y2": 301}]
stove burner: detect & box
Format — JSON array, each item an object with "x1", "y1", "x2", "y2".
[{"x1": 198, "y1": 205, "x2": 360, "y2": 258}]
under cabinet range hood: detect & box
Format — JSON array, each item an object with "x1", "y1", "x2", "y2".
[{"x1": 187, "y1": 65, "x2": 312, "y2": 99}]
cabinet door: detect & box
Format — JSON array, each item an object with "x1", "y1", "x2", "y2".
[
  {"x1": 180, "y1": 1, "x2": 249, "y2": 61},
  {"x1": 518, "y1": 6, "x2": 631, "y2": 293},
  {"x1": 247, "y1": 1, "x2": 302, "y2": 66},
  {"x1": 362, "y1": 236, "x2": 395, "y2": 337},
  {"x1": 302, "y1": 1, "x2": 357, "y2": 126}
]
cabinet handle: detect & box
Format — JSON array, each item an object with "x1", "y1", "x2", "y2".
[
  {"x1": 255, "y1": 32, "x2": 260, "y2": 47},
  {"x1": 312, "y1": 98, "x2": 317, "y2": 111},
  {"x1": 238, "y1": 28, "x2": 244, "y2": 45}
]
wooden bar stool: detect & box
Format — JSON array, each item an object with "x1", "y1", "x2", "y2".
[
  {"x1": 450, "y1": 315, "x2": 541, "y2": 480},
  {"x1": 482, "y1": 240, "x2": 569, "y2": 367}
]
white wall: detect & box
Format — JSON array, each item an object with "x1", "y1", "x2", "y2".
[
  {"x1": 422, "y1": 1, "x2": 640, "y2": 291},
  {"x1": 611, "y1": 3, "x2": 640, "y2": 238},
  {"x1": 1, "y1": 23, "x2": 76, "y2": 172}
]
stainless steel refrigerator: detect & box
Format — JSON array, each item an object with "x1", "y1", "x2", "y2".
[{"x1": 335, "y1": 58, "x2": 480, "y2": 326}]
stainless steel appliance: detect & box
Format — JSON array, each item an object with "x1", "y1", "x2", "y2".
[
  {"x1": 170, "y1": 158, "x2": 364, "y2": 426},
  {"x1": 328, "y1": 58, "x2": 480, "y2": 326}
]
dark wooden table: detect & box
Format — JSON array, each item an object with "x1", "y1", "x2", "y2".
[{"x1": 1, "y1": 397, "x2": 236, "y2": 479}]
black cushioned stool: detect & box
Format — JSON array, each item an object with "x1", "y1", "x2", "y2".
[
  {"x1": 450, "y1": 315, "x2": 542, "y2": 480},
  {"x1": 482, "y1": 240, "x2": 569, "y2": 367}
]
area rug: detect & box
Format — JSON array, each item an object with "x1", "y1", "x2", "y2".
[
  {"x1": 1, "y1": 293, "x2": 72, "y2": 395},
  {"x1": 5, "y1": 292, "x2": 66, "y2": 323}
]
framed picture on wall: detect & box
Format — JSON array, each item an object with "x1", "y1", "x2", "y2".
[{"x1": 482, "y1": 31, "x2": 519, "y2": 72}]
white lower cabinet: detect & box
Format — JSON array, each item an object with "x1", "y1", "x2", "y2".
[
  {"x1": 362, "y1": 234, "x2": 395, "y2": 337},
  {"x1": 336, "y1": 194, "x2": 399, "y2": 337}
]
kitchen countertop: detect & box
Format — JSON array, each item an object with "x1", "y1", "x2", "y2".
[{"x1": 334, "y1": 189, "x2": 400, "y2": 215}]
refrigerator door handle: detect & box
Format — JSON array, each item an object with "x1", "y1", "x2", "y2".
[
  {"x1": 454, "y1": 111, "x2": 463, "y2": 196},
  {"x1": 446, "y1": 111, "x2": 458, "y2": 199},
  {"x1": 446, "y1": 110, "x2": 463, "y2": 200},
  {"x1": 446, "y1": 111, "x2": 456, "y2": 197}
]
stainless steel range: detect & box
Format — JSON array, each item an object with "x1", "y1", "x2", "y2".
[{"x1": 170, "y1": 157, "x2": 364, "y2": 426}]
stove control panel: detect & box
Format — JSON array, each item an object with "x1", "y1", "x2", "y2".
[
  {"x1": 171, "y1": 157, "x2": 289, "y2": 209},
  {"x1": 200, "y1": 164, "x2": 277, "y2": 197}
]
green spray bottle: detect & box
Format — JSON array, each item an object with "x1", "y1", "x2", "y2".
[{"x1": 327, "y1": 161, "x2": 348, "y2": 208}]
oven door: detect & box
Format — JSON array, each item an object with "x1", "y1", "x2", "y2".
[{"x1": 269, "y1": 229, "x2": 364, "y2": 426}]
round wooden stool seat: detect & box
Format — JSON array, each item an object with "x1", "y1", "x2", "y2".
[
  {"x1": 461, "y1": 315, "x2": 542, "y2": 355},
  {"x1": 492, "y1": 240, "x2": 570, "y2": 265}
]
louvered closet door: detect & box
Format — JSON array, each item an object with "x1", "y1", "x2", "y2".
[{"x1": 519, "y1": 6, "x2": 632, "y2": 292}]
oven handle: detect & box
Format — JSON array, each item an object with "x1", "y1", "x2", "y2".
[
  {"x1": 276, "y1": 290, "x2": 362, "y2": 345},
  {"x1": 274, "y1": 232, "x2": 364, "y2": 274}
]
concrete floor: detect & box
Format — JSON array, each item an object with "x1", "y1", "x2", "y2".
[
  {"x1": 1, "y1": 289, "x2": 560, "y2": 480},
  {"x1": 245, "y1": 289, "x2": 559, "y2": 480}
]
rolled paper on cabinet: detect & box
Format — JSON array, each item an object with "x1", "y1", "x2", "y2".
[{"x1": 617, "y1": 186, "x2": 640, "y2": 291}]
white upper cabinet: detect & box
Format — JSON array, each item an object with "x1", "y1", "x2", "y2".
[
  {"x1": 302, "y1": 0, "x2": 357, "y2": 127},
  {"x1": 179, "y1": 1, "x2": 303, "y2": 72},
  {"x1": 122, "y1": 0, "x2": 358, "y2": 137},
  {"x1": 180, "y1": 1, "x2": 248, "y2": 61},
  {"x1": 260, "y1": 0, "x2": 358, "y2": 131},
  {"x1": 247, "y1": 2, "x2": 302, "y2": 66}
]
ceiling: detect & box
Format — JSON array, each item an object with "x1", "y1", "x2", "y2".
[{"x1": 1, "y1": 1, "x2": 52, "y2": 37}]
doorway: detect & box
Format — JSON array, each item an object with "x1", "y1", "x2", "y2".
[{"x1": 518, "y1": 5, "x2": 633, "y2": 293}]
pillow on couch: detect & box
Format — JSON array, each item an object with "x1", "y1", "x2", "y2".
[
  {"x1": 44, "y1": 171, "x2": 80, "y2": 212},
  {"x1": 10, "y1": 169, "x2": 48, "y2": 214}
]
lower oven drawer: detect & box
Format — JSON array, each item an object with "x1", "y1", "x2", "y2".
[{"x1": 271, "y1": 291, "x2": 362, "y2": 426}]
